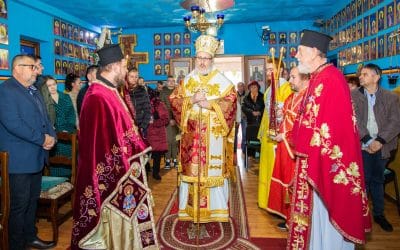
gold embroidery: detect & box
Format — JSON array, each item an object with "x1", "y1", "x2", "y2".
[
  {"x1": 333, "y1": 169, "x2": 349, "y2": 185},
  {"x1": 315, "y1": 83, "x2": 323, "y2": 97},
  {"x1": 310, "y1": 132, "x2": 321, "y2": 147},
  {"x1": 330, "y1": 145, "x2": 343, "y2": 160},
  {"x1": 185, "y1": 71, "x2": 222, "y2": 96},
  {"x1": 211, "y1": 125, "x2": 224, "y2": 138},
  {"x1": 320, "y1": 123, "x2": 330, "y2": 139},
  {"x1": 302, "y1": 80, "x2": 367, "y2": 210},
  {"x1": 210, "y1": 155, "x2": 222, "y2": 160},
  {"x1": 209, "y1": 165, "x2": 221, "y2": 169},
  {"x1": 83, "y1": 186, "x2": 93, "y2": 198}
]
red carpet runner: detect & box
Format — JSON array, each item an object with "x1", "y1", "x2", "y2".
[{"x1": 156, "y1": 167, "x2": 286, "y2": 249}]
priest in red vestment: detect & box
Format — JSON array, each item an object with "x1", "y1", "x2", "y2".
[
  {"x1": 289, "y1": 30, "x2": 371, "y2": 250},
  {"x1": 267, "y1": 67, "x2": 309, "y2": 228},
  {"x1": 71, "y1": 44, "x2": 158, "y2": 249}
]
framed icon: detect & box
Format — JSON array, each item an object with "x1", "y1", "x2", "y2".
[
  {"x1": 0, "y1": 23, "x2": 8, "y2": 45},
  {"x1": 154, "y1": 48, "x2": 162, "y2": 61},
  {"x1": 173, "y1": 32, "x2": 181, "y2": 45},
  {"x1": 55, "y1": 59, "x2": 62, "y2": 75},
  {"x1": 170, "y1": 58, "x2": 193, "y2": 84},
  {"x1": 153, "y1": 33, "x2": 161, "y2": 46},
  {"x1": 0, "y1": 48, "x2": 8, "y2": 70},
  {"x1": 377, "y1": 7, "x2": 386, "y2": 31},
  {"x1": 0, "y1": 0, "x2": 7, "y2": 19},
  {"x1": 154, "y1": 63, "x2": 162, "y2": 75},
  {"x1": 163, "y1": 33, "x2": 171, "y2": 45},
  {"x1": 245, "y1": 55, "x2": 266, "y2": 88},
  {"x1": 183, "y1": 47, "x2": 191, "y2": 58},
  {"x1": 377, "y1": 35, "x2": 385, "y2": 58},
  {"x1": 183, "y1": 32, "x2": 191, "y2": 45},
  {"x1": 387, "y1": 2, "x2": 394, "y2": 28}
]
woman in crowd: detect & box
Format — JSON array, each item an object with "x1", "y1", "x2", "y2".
[
  {"x1": 147, "y1": 88, "x2": 169, "y2": 180},
  {"x1": 41, "y1": 76, "x2": 76, "y2": 176},
  {"x1": 242, "y1": 80, "x2": 265, "y2": 156},
  {"x1": 65, "y1": 73, "x2": 81, "y2": 128}
]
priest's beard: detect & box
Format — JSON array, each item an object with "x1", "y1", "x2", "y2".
[
  {"x1": 195, "y1": 65, "x2": 212, "y2": 76},
  {"x1": 298, "y1": 62, "x2": 312, "y2": 74},
  {"x1": 115, "y1": 75, "x2": 126, "y2": 88}
]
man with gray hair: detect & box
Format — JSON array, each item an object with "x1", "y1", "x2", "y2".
[
  {"x1": 352, "y1": 63, "x2": 400, "y2": 232},
  {"x1": 0, "y1": 54, "x2": 56, "y2": 249},
  {"x1": 289, "y1": 30, "x2": 371, "y2": 249}
]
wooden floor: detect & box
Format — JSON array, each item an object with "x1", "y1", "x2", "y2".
[{"x1": 37, "y1": 155, "x2": 400, "y2": 249}]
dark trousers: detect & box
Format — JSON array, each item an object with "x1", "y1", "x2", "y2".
[
  {"x1": 362, "y1": 150, "x2": 388, "y2": 217},
  {"x1": 9, "y1": 172, "x2": 42, "y2": 250},
  {"x1": 152, "y1": 151, "x2": 162, "y2": 176}
]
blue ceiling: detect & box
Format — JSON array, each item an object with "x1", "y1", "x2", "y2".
[{"x1": 34, "y1": 0, "x2": 347, "y2": 29}]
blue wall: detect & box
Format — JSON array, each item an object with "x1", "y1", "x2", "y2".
[
  {"x1": 1, "y1": 0, "x2": 99, "y2": 80},
  {"x1": 118, "y1": 20, "x2": 315, "y2": 81},
  {"x1": 2, "y1": 0, "x2": 399, "y2": 90}
]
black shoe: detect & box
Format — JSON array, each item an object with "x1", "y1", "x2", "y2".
[
  {"x1": 277, "y1": 222, "x2": 288, "y2": 231},
  {"x1": 374, "y1": 215, "x2": 393, "y2": 232},
  {"x1": 145, "y1": 163, "x2": 151, "y2": 172},
  {"x1": 25, "y1": 238, "x2": 56, "y2": 249},
  {"x1": 153, "y1": 174, "x2": 162, "y2": 180}
]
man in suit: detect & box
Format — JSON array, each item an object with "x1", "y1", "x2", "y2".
[{"x1": 0, "y1": 54, "x2": 56, "y2": 250}]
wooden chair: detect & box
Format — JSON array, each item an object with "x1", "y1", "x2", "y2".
[
  {"x1": 0, "y1": 151, "x2": 9, "y2": 250},
  {"x1": 244, "y1": 124, "x2": 261, "y2": 170},
  {"x1": 384, "y1": 167, "x2": 400, "y2": 216},
  {"x1": 37, "y1": 132, "x2": 77, "y2": 244}
]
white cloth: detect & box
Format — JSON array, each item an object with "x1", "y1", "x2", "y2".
[{"x1": 310, "y1": 191, "x2": 354, "y2": 250}]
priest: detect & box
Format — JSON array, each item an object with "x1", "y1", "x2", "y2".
[
  {"x1": 289, "y1": 30, "x2": 371, "y2": 249},
  {"x1": 170, "y1": 34, "x2": 237, "y2": 223},
  {"x1": 71, "y1": 44, "x2": 158, "y2": 249}
]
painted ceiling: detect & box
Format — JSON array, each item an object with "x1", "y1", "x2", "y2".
[{"x1": 32, "y1": 0, "x2": 348, "y2": 29}]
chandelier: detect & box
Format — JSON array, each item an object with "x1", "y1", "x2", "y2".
[{"x1": 181, "y1": 0, "x2": 234, "y2": 35}]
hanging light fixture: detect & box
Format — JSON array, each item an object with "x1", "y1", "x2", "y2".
[{"x1": 181, "y1": 0, "x2": 234, "y2": 35}]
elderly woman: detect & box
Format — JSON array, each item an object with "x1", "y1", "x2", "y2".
[
  {"x1": 241, "y1": 81, "x2": 265, "y2": 157},
  {"x1": 242, "y1": 80, "x2": 265, "y2": 126}
]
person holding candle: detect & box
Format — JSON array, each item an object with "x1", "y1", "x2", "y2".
[{"x1": 257, "y1": 54, "x2": 291, "y2": 210}]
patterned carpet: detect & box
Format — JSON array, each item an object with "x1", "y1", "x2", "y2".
[{"x1": 156, "y1": 168, "x2": 260, "y2": 249}]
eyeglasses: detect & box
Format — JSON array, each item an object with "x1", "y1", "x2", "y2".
[
  {"x1": 18, "y1": 64, "x2": 39, "y2": 71},
  {"x1": 195, "y1": 56, "x2": 212, "y2": 61}
]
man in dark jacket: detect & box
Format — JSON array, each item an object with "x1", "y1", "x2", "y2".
[
  {"x1": 77, "y1": 65, "x2": 98, "y2": 115},
  {"x1": 351, "y1": 63, "x2": 400, "y2": 232},
  {"x1": 127, "y1": 68, "x2": 151, "y2": 138}
]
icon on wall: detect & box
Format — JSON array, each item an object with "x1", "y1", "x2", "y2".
[
  {"x1": 183, "y1": 47, "x2": 191, "y2": 57},
  {"x1": 55, "y1": 59, "x2": 62, "y2": 75},
  {"x1": 154, "y1": 63, "x2": 162, "y2": 75},
  {"x1": 0, "y1": 48, "x2": 8, "y2": 69},
  {"x1": 0, "y1": 0, "x2": 7, "y2": 19},
  {"x1": 0, "y1": 23, "x2": 8, "y2": 45},
  {"x1": 173, "y1": 32, "x2": 181, "y2": 45},
  {"x1": 154, "y1": 33, "x2": 161, "y2": 46},
  {"x1": 183, "y1": 32, "x2": 191, "y2": 45},
  {"x1": 164, "y1": 33, "x2": 171, "y2": 46},
  {"x1": 54, "y1": 19, "x2": 60, "y2": 35}
]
